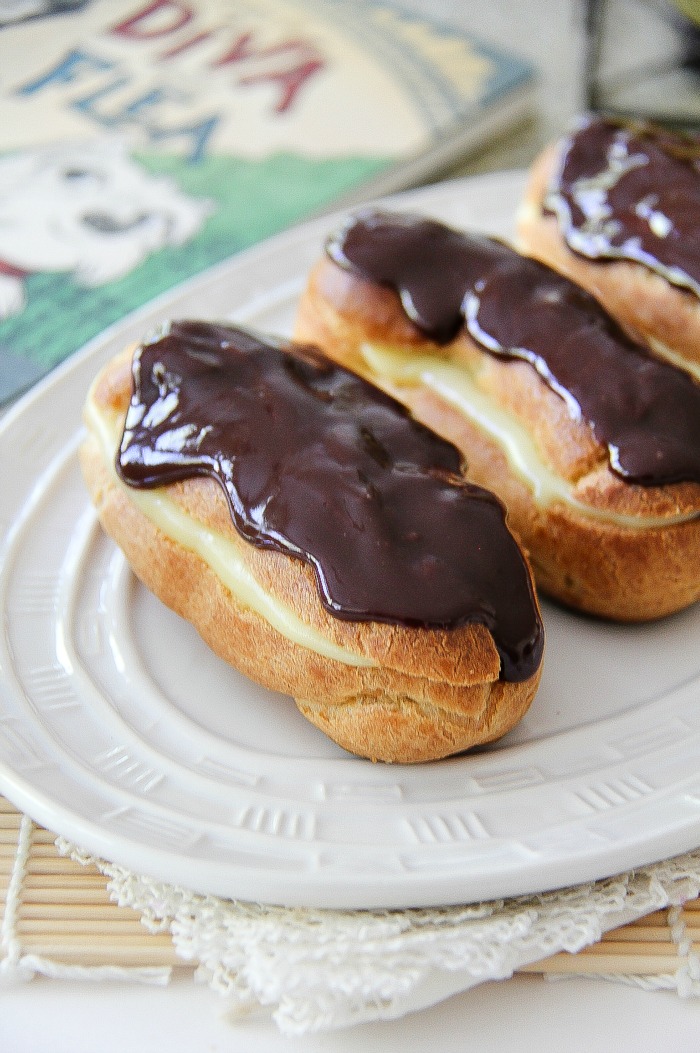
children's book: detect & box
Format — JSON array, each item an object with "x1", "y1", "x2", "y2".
[{"x1": 0, "y1": 0, "x2": 536, "y2": 403}]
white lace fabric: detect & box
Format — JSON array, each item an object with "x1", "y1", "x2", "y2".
[{"x1": 1, "y1": 841, "x2": 687, "y2": 1033}]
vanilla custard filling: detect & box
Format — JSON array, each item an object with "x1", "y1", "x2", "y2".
[
  {"x1": 85, "y1": 392, "x2": 374, "y2": 668},
  {"x1": 360, "y1": 343, "x2": 698, "y2": 530}
]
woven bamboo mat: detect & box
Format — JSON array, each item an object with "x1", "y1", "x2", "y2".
[{"x1": 1, "y1": 794, "x2": 697, "y2": 978}]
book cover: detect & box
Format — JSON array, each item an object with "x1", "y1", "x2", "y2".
[{"x1": 0, "y1": 0, "x2": 535, "y2": 404}]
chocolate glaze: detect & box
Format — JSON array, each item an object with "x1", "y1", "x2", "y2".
[
  {"x1": 117, "y1": 321, "x2": 543, "y2": 683},
  {"x1": 545, "y1": 115, "x2": 700, "y2": 297},
  {"x1": 328, "y1": 211, "x2": 700, "y2": 487}
]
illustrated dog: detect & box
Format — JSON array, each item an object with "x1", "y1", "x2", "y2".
[{"x1": 0, "y1": 138, "x2": 213, "y2": 318}]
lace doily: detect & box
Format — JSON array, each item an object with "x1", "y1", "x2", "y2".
[{"x1": 25, "y1": 843, "x2": 697, "y2": 1034}]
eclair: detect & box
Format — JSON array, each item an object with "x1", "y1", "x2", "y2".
[
  {"x1": 294, "y1": 210, "x2": 700, "y2": 622},
  {"x1": 80, "y1": 320, "x2": 544, "y2": 764},
  {"x1": 516, "y1": 114, "x2": 700, "y2": 378}
]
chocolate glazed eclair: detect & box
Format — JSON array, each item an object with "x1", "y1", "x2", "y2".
[
  {"x1": 517, "y1": 115, "x2": 700, "y2": 376},
  {"x1": 81, "y1": 321, "x2": 544, "y2": 764},
  {"x1": 294, "y1": 210, "x2": 700, "y2": 621}
]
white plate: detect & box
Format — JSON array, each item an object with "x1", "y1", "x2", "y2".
[{"x1": 1, "y1": 171, "x2": 700, "y2": 910}]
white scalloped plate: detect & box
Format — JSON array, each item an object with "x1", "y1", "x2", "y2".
[{"x1": 1, "y1": 171, "x2": 700, "y2": 910}]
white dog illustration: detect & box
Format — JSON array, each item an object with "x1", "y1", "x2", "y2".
[{"x1": 0, "y1": 139, "x2": 213, "y2": 318}]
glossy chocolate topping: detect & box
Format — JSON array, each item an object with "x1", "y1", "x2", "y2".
[
  {"x1": 328, "y1": 211, "x2": 700, "y2": 487},
  {"x1": 117, "y1": 321, "x2": 543, "y2": 682},
  {"x1": 545, "y1": 115, "x2": 700, "y2": 296}
]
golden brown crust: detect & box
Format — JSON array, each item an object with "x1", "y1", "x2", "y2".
[
  {"x1": 80, "y1": 347, "x2": 542, "y2": 764},
  {"x1": 294, "y1": 256, "x2": 700, "y2": 622},
  {"x1": 516, "y1": 143, "x2": 700, "y2": 369}
]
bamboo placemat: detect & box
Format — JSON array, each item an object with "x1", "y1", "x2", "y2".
[
  {"x1": 1, "y1": 794, "x2": 697, "y2": 979},
  {"x1": 0, "y1": 797, "x2": 179, "y2": 971}
]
